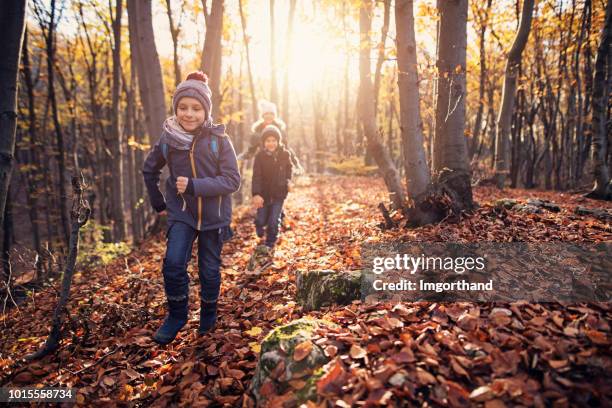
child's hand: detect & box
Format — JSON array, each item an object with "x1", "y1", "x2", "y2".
[
  {"x1": 176, "y1": 176, "x2": 188, "y2": 194},
  {"x1": 252, "y1": 195, "x2": 264, "y2": 209}
]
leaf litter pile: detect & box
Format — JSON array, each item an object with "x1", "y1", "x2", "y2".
[{"x1": 0, "y1": 175, "x2": 610, "y2": 407}]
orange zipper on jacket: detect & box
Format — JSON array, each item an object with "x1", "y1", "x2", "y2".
[{"x1": 190, "y1": 137, "x2": 203, "y2": 230}]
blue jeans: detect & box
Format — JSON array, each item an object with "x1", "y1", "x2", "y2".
[
  {"x1": 255, "y1": 199, "x2": 284, "y2": 248},
  {"x1": 162, "y1": 221, "x2": 223, "y2": 304}
]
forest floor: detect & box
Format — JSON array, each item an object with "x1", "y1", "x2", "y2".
[{"x1": 0, "y1": 175, "x2": 610, "y2": 407}]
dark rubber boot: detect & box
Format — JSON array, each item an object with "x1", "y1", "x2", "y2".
[
  {"x1": 198, "y1": 301, "x2": 217, "y2": 335},
  {"x1": 152, "y1": 299, "x2": 188, "y2": 345}
]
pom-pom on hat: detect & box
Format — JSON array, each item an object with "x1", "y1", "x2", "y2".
[
  {"x1": 172, "y1": 71, "x2": 212, "y2": 118},
  {"x1": 261, "y1": 124, "x2": 282, "y2": 144},
  {"x1": 258, "y1": 99, "x2": 278, "y2": 117}
]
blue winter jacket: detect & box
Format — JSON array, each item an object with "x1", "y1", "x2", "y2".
[{"x1": 142, "y1": 125, "x2": 241, "y2": 232}]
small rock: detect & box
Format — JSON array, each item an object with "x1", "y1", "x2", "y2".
[
  {"x1": 251, "y1": 318, "x2": 336, "y2": 404},
  {"x1": 295, "y1": 270, "x2": 362, "y2": 311}
]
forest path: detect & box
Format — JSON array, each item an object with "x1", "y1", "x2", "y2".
[{"x1": 0, "y1": 175, "x2": 610, "y2": 406}]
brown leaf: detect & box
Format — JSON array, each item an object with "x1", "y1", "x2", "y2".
[
  {"x1": 226, "y1": 368, "x2": 246, "y2": 380},
  {"x1": 584, "y1": 329, "x2": 608, "y2": 345},
  {"x1": 416, "y1": 368, "x2": 436, "y2": 385},
  {"x1": 293, "y1": 340, "x2": 313, "y2": 361},
  {"x1": 324, "y1": 345, "x2": 338, "y2": 358},
  {"x1": 316, "y1": 359, "x2": 346, "y2": 396},
  {"x1": 349, "y1": 344, "x2": 367, "y2": 359},
  {"x1": 469, "y1": 385, "x2": 494, "y2": 402}
]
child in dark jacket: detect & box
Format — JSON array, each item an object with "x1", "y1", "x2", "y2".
[
  {"x1": 142, "y1": 71, "x2": 241, "y2": 345},
  {"x1": 237, "y1": 99, "x2": 302, "y2": 173},
  {"x1": 251, "y1": 125, "x2": 292, "y2": 251}
]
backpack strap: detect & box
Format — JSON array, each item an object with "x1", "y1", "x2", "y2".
[
  {"x1": 209, "y1": 134, "x2": 225, "y2": 176},
  {"x1": 161, "y1": 142, "x2": 175, "y2": 180}
]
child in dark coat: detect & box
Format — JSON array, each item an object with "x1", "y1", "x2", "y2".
[
  {"x1": 251, "y1": 125, "x2": 293, "y2": 251},
  {"x1": 142, "y1": 71, "x2": 241, "y2": 345}
]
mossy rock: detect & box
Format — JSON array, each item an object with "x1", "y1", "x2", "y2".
[
  {"x1": 494, "y1": 198, "x2": 518, "y2": 209},
  {"x1": 251, "y1": 318, "x2": 336, "y2": 404},
  {"x1": 295, "y1": 270, "x2": 362, "y2": 311}
]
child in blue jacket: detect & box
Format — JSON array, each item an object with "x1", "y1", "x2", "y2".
[{"x1": 142, "y1": 71, "x2": 241, "y2": 344}]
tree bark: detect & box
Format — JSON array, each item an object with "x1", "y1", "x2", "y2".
[
  {"x1": 493, "y1": 0, "x2": 534, "y2": 188},
  {"x1": 373, "y1": 0, "x2": 391, "y2": 117},
  {"x1": 165, "y1": 0, "x2": 183, "y2": 88},
  {"x1": 281, "y1": 0, "x2": 297, "y2": 135},
  {"x1": 238, "y1": 0, "x2": 258, "y2": 120},
  {"x1": 269, "y1": 0, "x2": 278, "y2": 104},
  {"x1": 127, "y1": 0, "x2": 167, "y2": 139},
  {"x1": 359, "y1": 0, "x2": 405, "y2": 210},
  {"x1": 0, "y1": 0, "x2": 26, "y2": 244},
  {"x1": 395, "y1": 0, "x2": 430, "y2": 201},
  {"x1": 201, "y1": 0, "x2": 223, "y2": 120},
  {"x1": 111, "y1": 0, "x2": 126, "y2": 241},
  {"x1": 586, "y1": 0, "x2": 612, "y2": 199},
  {"x1": 19, "y1": 27, "x2": 45, "y2": 281},
  {"x1": 469, "y1": 0, "x2": 492, "y2": 160},
  {"x1": 432, "y1": 0, "x2": 473, "y2": 211}
]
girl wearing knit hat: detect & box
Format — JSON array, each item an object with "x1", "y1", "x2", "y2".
[
  {"x1": 251, "y1": 124, "x2": 293, "y2": 253},
  {"x1": 143, "y1": 71, "x2": 241, "y2": 345},
  {"x1": 237, "y1": 100, "x2": 302, "y2": 172}
]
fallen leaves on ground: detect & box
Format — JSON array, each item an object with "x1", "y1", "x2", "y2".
[{"x1": 0, "y1": 175, "x2": 610, "y2": 406}]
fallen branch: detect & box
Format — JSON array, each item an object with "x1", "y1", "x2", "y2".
[{"x1": 25, "y1": 175, "x2": 91, "y2": 361}]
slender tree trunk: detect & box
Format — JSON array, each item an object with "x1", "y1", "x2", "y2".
[
  {"x1": 359, "y1": 0, "x2": 405, "y2": 209},
  {"x1": 281, "y1": 0, "x2": 296, "y2": 136},
  {"x1": 127, "y1": 0, "x2": 167, "y2": 140},
  {"x1": 201, "y1": 0, "x2": 223, "y2": 120},
  {"x1": 238, "y1": 0, "x2": 258, "y2": 120},
  {"x1": 111, "y1": 0, "x2": 126, "y2": 241},
  {"x1": 432, "y1": 0, "x2": 473, "y2": 211},
  {"x1": 165, "y1": 0, "x2": 183, "y2": 87},
  {"x1": 0, "y1": 0, "x2": 26, "y2": 242},
  {"x1": 586, "y1": 0, "x2": 612, "y2": 199},
  {"x1": 20, "y1": 27, "x2": 45, "y2": 281},
  {"x1": 493, "y1": 0, "x2": 534, "y2": 188},
  {"x1": 395, "y1": 0, "x2": 431, "y2": 204},
  {"x1": 469, "y1": 0, "x2": 492, "y2": 160},
  {"x1": 373, "y1": 0, "x2": 390, "y2": 116},
  {"x1": 269, "y1": 0, "x2": 278, "y2": 104}
]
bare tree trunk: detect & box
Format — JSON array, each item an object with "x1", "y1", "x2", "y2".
[
  {"x1": 432, "y1": 0, "x2": 473, "y2": 211},
  {"x1": 0, "y1": 0, "x2": 26, "y2": 241},
  {"x1": 281, "y1": 0, "x2": 297, "y2": 136},
  {"x1": 165, "y1": 0, "x2": 183, "y2": 87},
  {"x1": 111, "y1": 0, "x2": 126, "y2": 241},
  {"x1": 395, "y1": 0, "x2": 431, "y2": 203},
  {"x1": 238, "y1": 0, "x2": 258, "y2": 120},
  {"x1": 127, "y1": 0, "x2": 167, "y2": 140},
  {"x1": 201, "y1": 0, "x2": 223, "y2": 120},
  {"x1": 373, "y1": 0, "x2": 390, "y2": 116},
  {"x1": 359, "y1": 0, "x2": 404, "y2": 209},
  {"x1": 493, "y1": 0, "x2": 534, "y2": 188},
  {"x1": 312, "y1": 91, "x2": 325, "y2": 173},
  {"x1": 469, "y1": 0, "x2": 492, "y2": 160},
  {"x1": 586, "y1": 0, "x2": 612, "y2": 199},
  {"x1": 19, "y1": 27, "x2": 45, "y2": 281},
  {"x1": 269, "y1": 0, "x2": 278, "y2": 104}
]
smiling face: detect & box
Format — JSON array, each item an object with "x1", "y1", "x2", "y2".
[
  {"x1": 176, "y1": 97, "x2": 206, "y2": 132},
  {"x1": 262, "y1": 112, "x2": 275, "y2": 125},
  {"x1": 263, "y1": 135, "x2": 279, "y2": 152}
]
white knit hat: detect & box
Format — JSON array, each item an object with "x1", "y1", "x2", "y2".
[{"x1": 258, "y1": 99, "x2": 277, "y2": 117}]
